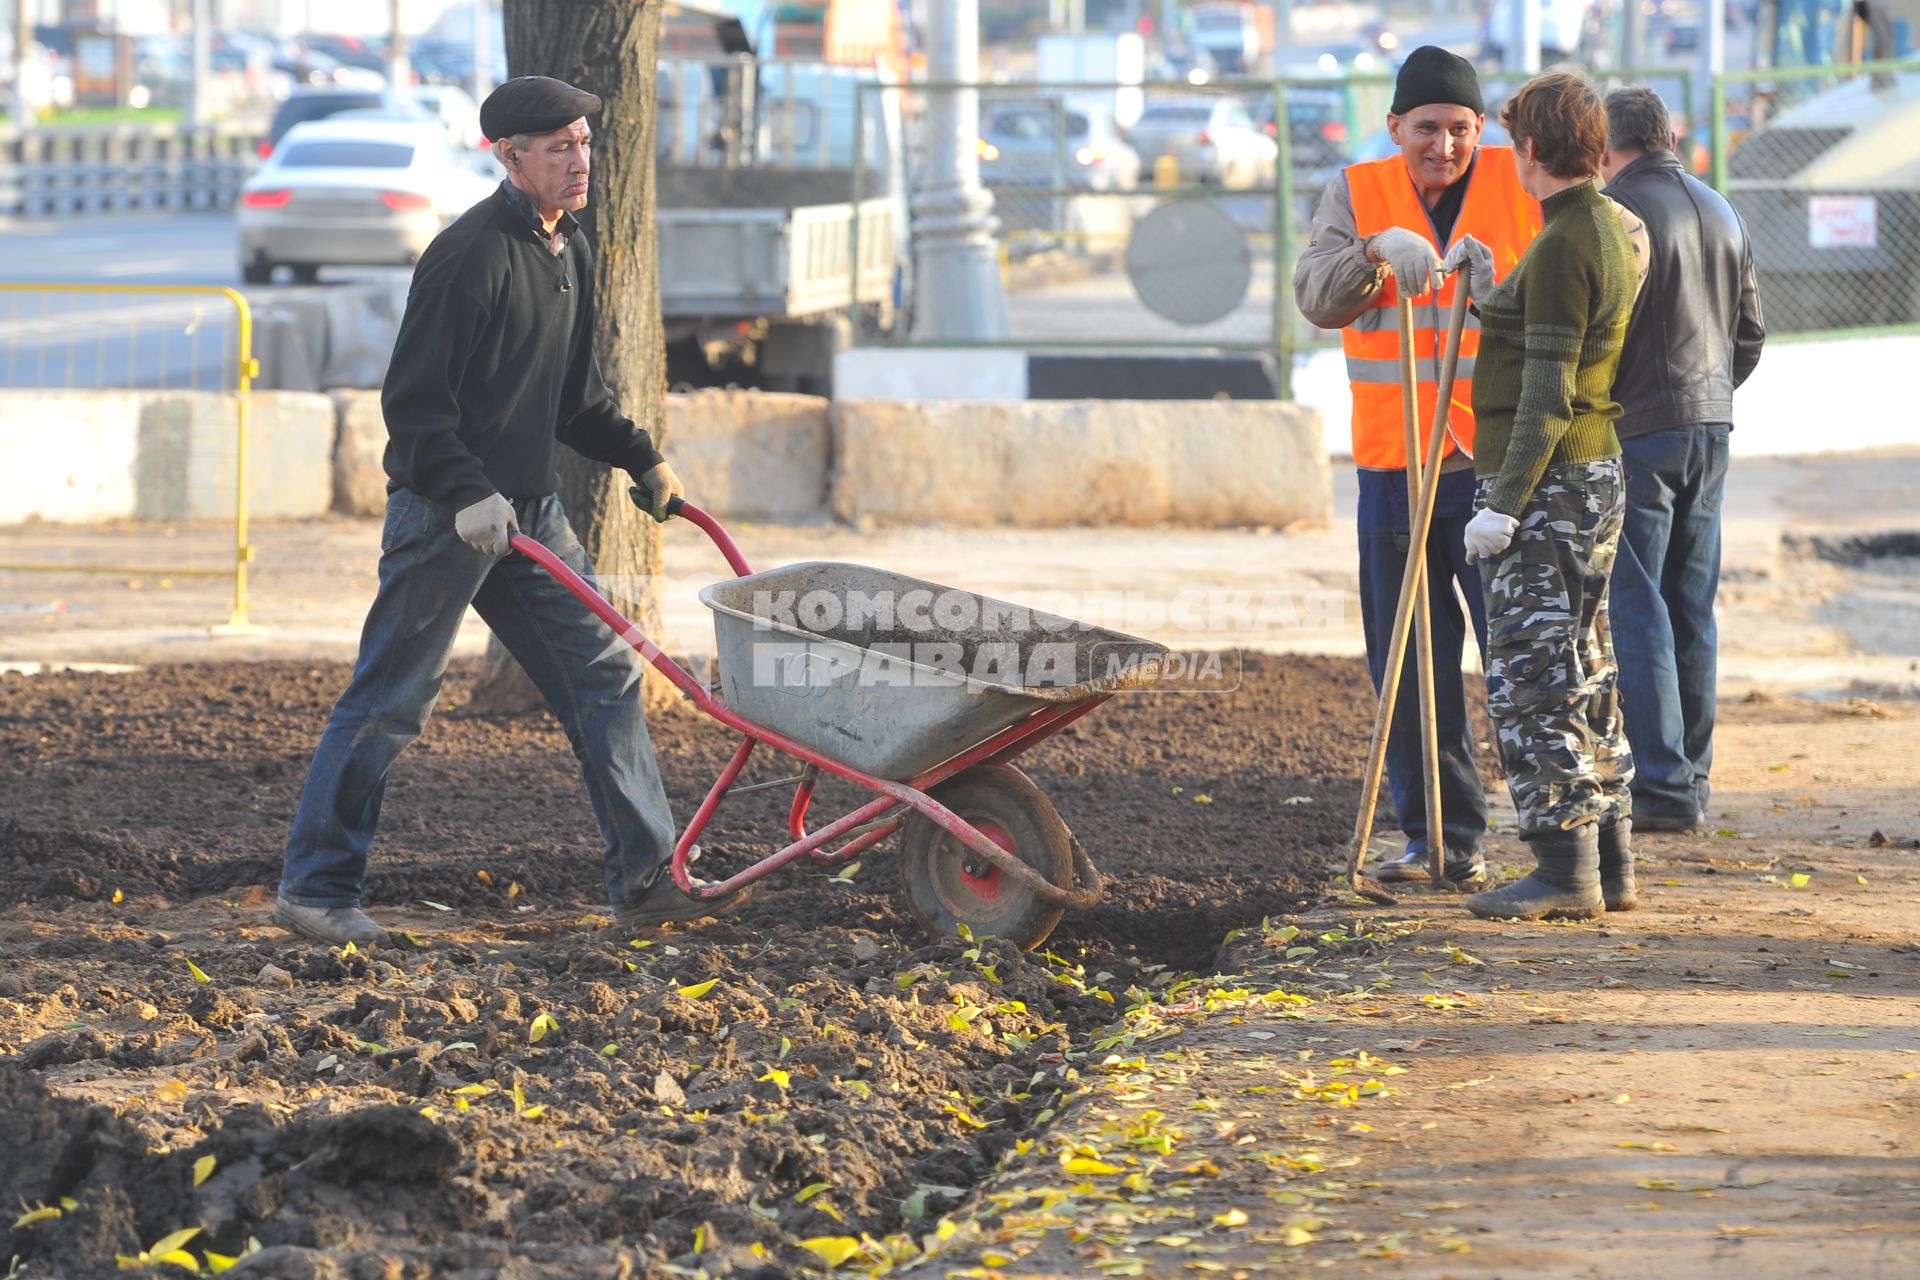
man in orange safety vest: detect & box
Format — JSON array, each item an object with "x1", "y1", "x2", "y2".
[{"x1": 1292, "y1": 46, "x2": 1541, "y2": 886}]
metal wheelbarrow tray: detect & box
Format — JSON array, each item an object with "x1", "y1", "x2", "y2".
[
  {"x1": 701, "y1": 560, "x2": 1163, "y2": 781},
  {"x1": 512, "y1": 500, "x2": 1166, "y2": 949}
]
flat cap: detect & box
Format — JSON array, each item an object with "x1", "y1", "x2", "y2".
[{"x1": 480, "y1": 75, "x2": 602, "y2": 141}]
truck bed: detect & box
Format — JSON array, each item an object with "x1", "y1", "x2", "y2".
[{"x1": 657, "y1": 192, "x2": 898, "y2": 319}]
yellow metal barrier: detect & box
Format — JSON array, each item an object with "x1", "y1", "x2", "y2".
[{"x1": 0, "y1": 283, "x2": 261, "y2": 633}]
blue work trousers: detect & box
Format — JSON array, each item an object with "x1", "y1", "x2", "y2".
[
  {"x1": 279, "y1": 489, "x2": 675, "y2": 910},
  {"x1": 1356, "y1": 467, "x2": 1490, "y2": 859}
]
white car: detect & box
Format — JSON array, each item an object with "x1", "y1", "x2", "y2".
[
  {"x1": 237, "y1": 118, "x2": 499, "y2": 284},
  {"x1": 1127, "y1": 96, "x2": 1277, "y2": 188}
]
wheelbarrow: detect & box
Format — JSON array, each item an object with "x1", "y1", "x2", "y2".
[{"x1": 509, "y1": 499, "x2": 1167, "y2": 950}]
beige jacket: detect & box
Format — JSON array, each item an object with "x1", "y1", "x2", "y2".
[{"x1": 1291, "y1": 163, "x2": 1650, "y2": 333}]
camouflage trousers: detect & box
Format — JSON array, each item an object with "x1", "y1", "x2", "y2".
[{"x1": 1478, "y1": 459, "x2": 1634, "y2": 838}]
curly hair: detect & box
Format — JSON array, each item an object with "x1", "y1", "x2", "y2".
[{"x1": 1498, "y1": 71, "x2": 1607, "y2": 180}]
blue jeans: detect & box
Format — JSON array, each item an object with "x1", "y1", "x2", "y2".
[
  {"x1": 279, "y1": 489, "x2": 676, "y2": 910},
  {"x1": 1357, "y1": 467, "x2": 1490, "y2": 858},
  {"x1": 1611, "y1": 425, "x2": 1729, "y2": 821}
]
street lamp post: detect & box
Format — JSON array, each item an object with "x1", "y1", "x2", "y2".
[
  {"x1": 13, "y1": 0, "x2": 31, "y2": 129},
  {"x1": 389, "y1": 0, "x2": 410, "y2": 88},
  {"x1": 188, "y1": 0, "x2": 210, "y2": 128},
  {"x1": 910, "y1": 0, "x2": 1008, "y2": 341}
]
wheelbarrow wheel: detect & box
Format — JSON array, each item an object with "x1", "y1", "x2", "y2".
[{"x1": 900, "y1": 764, "x2": 1073, "y2": 952}]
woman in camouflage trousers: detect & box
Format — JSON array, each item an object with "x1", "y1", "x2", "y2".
[{"x1": 1443, "y1": 72, "x2": 1644, "y2": 921}]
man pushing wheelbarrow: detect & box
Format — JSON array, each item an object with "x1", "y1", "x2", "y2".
[
  {"x1": 272, "y1": 73, "x2": 1156, "y2": 952},
  {"x1": 269, "y1": 75, "x2": 725, "y2": 948}
]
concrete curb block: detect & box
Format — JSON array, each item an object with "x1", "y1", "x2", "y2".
[
  {"x1": 831, "y1": 399, "x2": 1329, "y2": 528},
  {"x1": 666, "y1": 389, "x2": 832, "y2": 521},
  {"x1": 326, "y1": 388, "x2": 836, "y2": 523},
  {"x1": 0, "y1": 389, "x2": 333, "y2": 522}
]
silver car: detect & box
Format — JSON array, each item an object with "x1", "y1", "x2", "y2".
[
  {"x1": 1127, "y1": 95, "x2": 1277, "y2": 188},
  {"x1": 979, "y1": 102, "x2": 1143, "y2": 193},
  {"x1": 236, "y1": 118, "x2": 498, "y2": 284}
]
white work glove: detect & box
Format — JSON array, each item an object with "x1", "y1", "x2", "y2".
[
  {"x1": 1442, "y1": 235, "x2": 1496, "y2": 299},
  {"x1": 454, "y1": 492, "x2": 518, "y2": 557},
  {"x1": 1368, "y1": 227, "x2": 1443, "y2": 297},
  {"x1": 633, "y1": 461, "x2": 684, "y2": 522},
  {"x1": 1463, "y1": 507, "x2": 1520, "y2": 560}
]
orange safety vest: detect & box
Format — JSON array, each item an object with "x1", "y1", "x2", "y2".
[{"x1": 1342, "y1": 148, "x2": 1541, "y2": 470}]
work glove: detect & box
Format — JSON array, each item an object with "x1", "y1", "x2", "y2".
[
  {"x1": 454, "y1": 492, "x2": 518, "y2": 557},
  {"x1": 1463, "y1": 507, "x2": 1520, "y2": 560},
  {"x1": 1367, "y1": 227, "x2": 1443, "y2": 297},
  {"x1": 629, "y1": 460, "x2": 685, "y2": 522},
  {"x1": 1442, "y1": 235, "x2": 1496, "y2": 299}
]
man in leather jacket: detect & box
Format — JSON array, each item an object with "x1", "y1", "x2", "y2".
[{"x1": 1600, "y1": 86, "x2": 1766, "y2": 833}]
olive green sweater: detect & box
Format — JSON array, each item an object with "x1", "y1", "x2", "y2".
[{"x1": 1471, "y1": 181, "x2": 1635, "y2": 516}]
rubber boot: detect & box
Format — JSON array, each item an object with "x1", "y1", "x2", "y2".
[
  {"x1": 1598, "y1": 816, "x2": 1637, "y2": 912},
  {"x1": 1466, "y1": 824, "x2": 1604, "y2": 921}
]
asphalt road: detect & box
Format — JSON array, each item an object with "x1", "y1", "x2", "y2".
[
  {"x1": 1, "y1": 206, "x2": 1279, "y2": 385},
  {"x1": 0, "y1": 211, "x2": 408, "y2": 391}
]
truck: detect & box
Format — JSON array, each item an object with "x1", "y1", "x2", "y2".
[
  {"x1": 1033, "y1": 32, "x2": 1147, "y2": 130},
  {"x1": 1723, "y1": 0, "x2": 1920, "y2": 331},
  {"x1": 678, "y1": 0, "x2": 909, "y2": 77},
  {"x1": 654, "y1": 41, "x2": 911, "y2": 395},
  {"x1": 1186, "y1": 2, "x2": 1274, "y2": 75}
]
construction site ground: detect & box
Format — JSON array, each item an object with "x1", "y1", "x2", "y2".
[{"x1": 1, "y1": 450, "x2": 1916, "y2": 1278}]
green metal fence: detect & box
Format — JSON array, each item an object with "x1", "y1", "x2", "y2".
[
  {"x1": 847, "y1": 65, "x2": 1913, "y2": 400},
  {"x1": 853, "y1": 77, "x2": 1291, "y2": 381},
  {"x1": 1711, "y1": 58, "x2": 1920, "y2": 336}
]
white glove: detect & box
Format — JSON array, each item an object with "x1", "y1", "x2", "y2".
[
  {"x1": 1463, "y1": 507, "x2": 1520, "y2": 560},
  {"x1": 1368, "y1": 227, "x2": 1443, "y2": 297},
  {"x1": 454, "y1": 493, "x2": 518, "y2": 557},
  {"x1": 1442, "y1": 235, "x2": 1496, "y2": 299},
  {"x1": 636, "y1": 461, "x2": 684, "y2": 521}
]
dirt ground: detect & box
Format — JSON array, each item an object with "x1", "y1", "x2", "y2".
[
  {"x1": 2, "y1": 654, "x2": 1916, "y2": 1278},
  {"x1": 3, "y1": 453, "x2": 1919, "y2": 1277},
  {"x1": 0, "y1": 653, "x2": 1392, "y2": 1278},
  {"x1": 905, "y1": 696, "x2": 1920, "y2": 1280}
]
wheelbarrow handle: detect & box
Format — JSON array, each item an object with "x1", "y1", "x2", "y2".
[{"x1": 629, "y1": 495, "x2": 748, "y2": 579}]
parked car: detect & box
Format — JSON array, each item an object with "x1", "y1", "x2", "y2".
[
  {"x1": 1147, "y1": 43, "x2": 1220, "y2": 85},
  {"x1": 237, "y1": 118, "x2": 498, "y2": 284},
  {"x1": 1126, "y1": 95, "x2": 1277, "y2": 188},
  {"x1": 295, "y1": 33, "x2": 388, "y2": 76},
  {"x1": 261, "y1": 86, "x2": 443, "y2": 157},
  {"x1": 1253, "y1": 86, "x2": 1351, "y2": 170},
  {"x1": 978, "y1": 102, "x2": 1142, "y2": 192}
]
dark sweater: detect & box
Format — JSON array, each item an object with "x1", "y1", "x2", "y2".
[
  {"x1": 1471, "y1": 181, "x2": 1634, "y2": 516},
  {"x1": 381, "y1": 182, "x2": 664, "y2": 510}
]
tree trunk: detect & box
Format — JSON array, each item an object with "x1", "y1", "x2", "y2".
[{"x1": 463, "y1": 0, "x2": 674, "y2": 716}]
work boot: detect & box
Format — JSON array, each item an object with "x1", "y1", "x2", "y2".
[
  {"x1": 1630, "y1": 805, "x2": 1700, "y2": 833},
  {"x1": 1466, "y1": 824, "x2": 1604, "y2": 921},
  {"x1": 613, "y1": 877, "x2": 756, "y2": 937},
  {"x1": 1376, "y1": 845, "x2": 1487, "y2": 886},
  {"x1": 1599, "y1": 816, "x2": 1637, "y2": 912},
  {"x1": 271, "y1": 897, "x2": 389, "y2": 947}
]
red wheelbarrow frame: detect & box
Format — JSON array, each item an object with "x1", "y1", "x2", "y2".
[{"x1": 508, "y1": 500, "x2": 1103, "y2": 911}]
